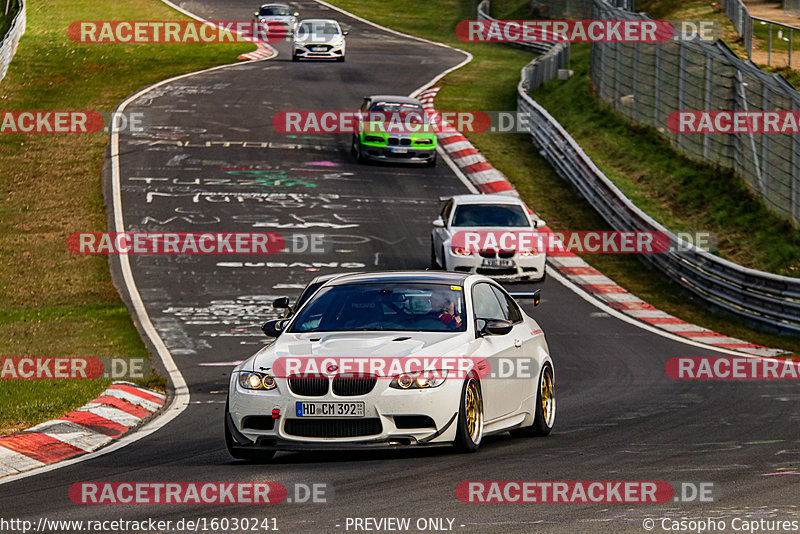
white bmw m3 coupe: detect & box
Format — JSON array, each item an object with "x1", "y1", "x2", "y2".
[{"x1": 225, "y1": 271, "x2": 555, "y2": 461}]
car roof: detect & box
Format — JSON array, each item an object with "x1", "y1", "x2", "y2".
[
  {"x1": 321, "y1": 271, "x2": 470, "y2": 286},
  {"x1": 367, "y1": 95, "x2": 423, "y2": 106},
  {"x1": 448, "y1": 194, "x2": 526, "y2": 206}
]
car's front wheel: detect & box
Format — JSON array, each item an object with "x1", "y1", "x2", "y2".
[
  {"x1": 352, "y1": 135, "x2": 366, "y2": 163},
  {"x1": 224, "y1": 400, "x2": 276, "y2": 462},
  {"x1": 454, "y1": 378, "x2": 483, "y2": 452},
  {"x1": 510, "y1": 363, "x2": 555, "y2": 437},
  {"x1": 291, "y1": 53, "x2": 299, "y2": 62}
]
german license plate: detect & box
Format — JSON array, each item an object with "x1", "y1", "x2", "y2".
[
  {"x1": 295, "y1": 401, "x2": 365, "y2": 417},
  {"x1": 482, "y1": 258, "x2": 514, "y2": 268},
  {"x1": 391, "y1": 147, "x2": 408, "y2": 154},
  {"x1": 310, "y1": 46, "x2": 326, "y2": 51}
]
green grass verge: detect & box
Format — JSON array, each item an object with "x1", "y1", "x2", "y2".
[
  {"x1": 0, "y1": 0, "x2": 251, "y2": 434},
  {"x1": 324, "y1": 0, "x2": 800, "y2": 352}
]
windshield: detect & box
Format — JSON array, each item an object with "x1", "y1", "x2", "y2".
[
  {"x1": 367, "y1": 103, "x2": 428, "y2": 125},
  {"x1": 288, "y1": 283, "x2": 466, "y2": 332},
  {"x1": 298, "y1": 22, "x2": 341, "y2": 35},
  {"x1": 452, "y1": 204, "x2": 530, "y2": 227},
  {"x1": 259, "y1": 6, "x2": 291, "y2": 16}
]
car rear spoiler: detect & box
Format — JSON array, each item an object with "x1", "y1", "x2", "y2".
[{"x1": 509, "y1": 290, "x2": 541, "y2": 307}]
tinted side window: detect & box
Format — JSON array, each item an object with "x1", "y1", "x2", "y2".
[
  {"x1": 491, "y1": 286, "x2": 522, "y2": 323},
  {"x1": 472, "y1": 283, "x2": 505, "y2": 321}
]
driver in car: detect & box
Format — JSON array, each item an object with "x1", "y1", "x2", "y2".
[{"x1": 429, "y1": 290, "x2": 462, "y2": 329}]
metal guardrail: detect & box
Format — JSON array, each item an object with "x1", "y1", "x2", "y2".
[
  {"x1": 477, "y1": 0, "x2": 570, "y2": 91},
  {"x1": 0, "y1": 0, "x2": 25, "y2": 84},
  {"x1": 477, "y1": 0, "x2": 800, "y2": 333}
]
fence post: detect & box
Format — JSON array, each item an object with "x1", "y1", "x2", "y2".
[
  {"x1": 703, "y1": 55, "x2": 713, "y2": 159},
  {"x1": 654, "y1": 43, "x2": 662, "y2": 125},
  {"x1": 678, "y1": 44, "x2": 687, "y2": 151},
  {"x1": 735, "y1": 70, "x2": 765, "y2": 194}
]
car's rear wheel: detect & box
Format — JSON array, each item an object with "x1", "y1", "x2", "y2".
[
  {"x1": 225, "y1": 400, "x2": 276, "y2": 462},
  {"x1": 510, "y1": 363, "x2": 555, "y2": 437},
  {"x1": 454, "y1": 378, "x2": 483, "y2": 452}
]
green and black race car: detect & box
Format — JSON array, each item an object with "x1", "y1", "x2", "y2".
[{"x1": 351, "y1": 95, "x2": 437, "y2": 166}]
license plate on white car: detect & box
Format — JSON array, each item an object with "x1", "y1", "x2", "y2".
[
  {"x1": 310, "y1": 46, "x2": 326, "y2": 51},
  {"x1": 482, "y1": 258, "x2": 514, "y2": 268},
  {"x1": 295, "y1": 401, "x2": 365, "y2": 417}
]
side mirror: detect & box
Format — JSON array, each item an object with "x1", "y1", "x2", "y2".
[
  {"x1": 534, "y1": 219, "x2": 546, "y2": 229},
  {"x1": 253, "y1": 11, "x2": 259, "y2": 17},
  {"x1": 262, "y1": 319, "x2": 287, "y2": 338},
  {"x1": 294, "y1": 11, "x2": 300, "y2": 16},
  {"x1": 273, "y1": 296, "x2": 291, "y2": 309},
  {"x1": 479, "y1": 319, "x2": 513, "y2": 336},
  {"x1": 432, "y1": 217, "x2": 445, "y2": 228},
  {"x1": 343, "y1": 30, "x2": 349, "y2": 35}
]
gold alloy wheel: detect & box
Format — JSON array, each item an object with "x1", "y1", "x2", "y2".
[
  {"x1": 540, "y1": 366, "x2": 555, "y2": 428},
  {"x1": 465, "y1": 380, "x2": 482, "y2": 443}
]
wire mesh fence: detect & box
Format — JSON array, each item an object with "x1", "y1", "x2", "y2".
[{"x1": 591, "y1": 0, "x2": 800, "y2": 226}]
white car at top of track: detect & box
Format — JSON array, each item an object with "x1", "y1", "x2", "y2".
[
  {"x1": 224, "y1": 271, "x2": 555, "y2": 461},
  {"x1": 431, "y1": 194, "x2": 548, "y2": 282},
  {"x1": 253, "y1": 3, "x2": 299, "y2": 35}
]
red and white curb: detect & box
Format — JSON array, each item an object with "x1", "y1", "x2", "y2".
[
  {"x1": 0, "y1": 382, "x2": 165, "y2": 478},
  {"x1": 419, "y1": 88, "x2": 516, "y2": 196},
  {"x1": 238, "y1": 40, "x2": 277, "y2": 61},
  {"x1": 418, "y1": 86, "x2": 785, "y2": 358}
]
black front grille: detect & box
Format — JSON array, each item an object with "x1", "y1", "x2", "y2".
[
  {"x1": 288, "y1": 375, "x2": 329, "y2": 396},
  {"x1": 477, "y1": 267, "x2": 518, "y2": 275},
  {"x1": 479, "y1": 251, "x2": 496, "y2": 258},
  {"x1": 284, "y1": 418, "x2": 382, "y2": 438},
  {"x1": 242, "y1": 416, "x2": 275, "y2": 430},
  {"x1": 400, "y1": 138, "x2": 411, "y2": 146},
  {"x1": 332, "y1": 375, "x2": 377, "y2": 396},
  {"x1": 498, "y1": 251, "x2": 515, "y2": 259},
  {"x1": 387, "y1": 137, "x2": 412, "y2": 146},
  {"x1": 387, "y1": 137, "x2": 399, "y2": 145}
]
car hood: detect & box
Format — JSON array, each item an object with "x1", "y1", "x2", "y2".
[
  {"x1": 248, "y1": 331, "x2": 472, "y2": 371},
  {"x1": 445, "y1": 225, "x2": 535, "y2": 237},
  {"x1": 295, "y1": 34, "x2": 343, "y2": 45}
]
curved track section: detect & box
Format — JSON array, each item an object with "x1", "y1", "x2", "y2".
[{"x1": 1, "y1": 2, "x2": 798, "y2": 532}]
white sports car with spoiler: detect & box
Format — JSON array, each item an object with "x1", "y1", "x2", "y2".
[{"x1": 225, "y1": 271, "x2": 555, "y2": 461}]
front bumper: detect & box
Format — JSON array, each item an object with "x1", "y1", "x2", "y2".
[
  {"x1": 227, "y1": 374, "x2": 461, "y2": 450},
  {"x1": 446, "y1": 249, "x2": 547, "y2": 281},
  {"x1": 293, "y1": 43, "x2": 345, "y2": 59},
  {"x1": 361, "y1": 145, "x2": 436, "y2": 164}
]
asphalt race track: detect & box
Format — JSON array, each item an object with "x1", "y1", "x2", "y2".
[{"x1": 2, "y1": 1, "x2": 799, "y2": 533}]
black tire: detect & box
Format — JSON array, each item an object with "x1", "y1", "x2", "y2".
[
  {"x1": 424, "y1": 152, "x2": 437, "y2": 168},
  {"x1": 337, "y1": 55, "x2": 345, "y2": 62},
  {"x1": 291, "y1": 54, "x2": 299, "y2": 62},
  {"x1": 453, "y1": 378, "x2": 483, "y2": 452},
  {"x1": 510, "y1": 363, "x2": 555, "y2": 438},
  {"x1": 430, "y1": 241, "x2": 439, "y2": 269},
  {"x1": 534, "y1": 271, "x2": 547, "y2": 283},
  {"x1": 225, "y1": 400, "x2": 276, "y2": 462},
  {"x1": 353, "y1": 137, "x2": 366, "y2": 163}
]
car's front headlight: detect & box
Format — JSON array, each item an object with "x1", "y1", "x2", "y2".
[
  {"x1": 364, "y1": 134, "x2": 385, "y2": 143},
  {"x1": 414, "y1": 138, "x2": 433, "y2": 145},
  {"x1": 451, "y1": 246, "x2": 472, "y2": 256},
  {"x1": 390, "y1": 370, "x2": 448, "y2": 389},
  {"x1": 519, "y1": 248, "x2": 538, "y2": 256},
  {"x1": 238, "y1": 371, "x2": 277, "y2": 390}
]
